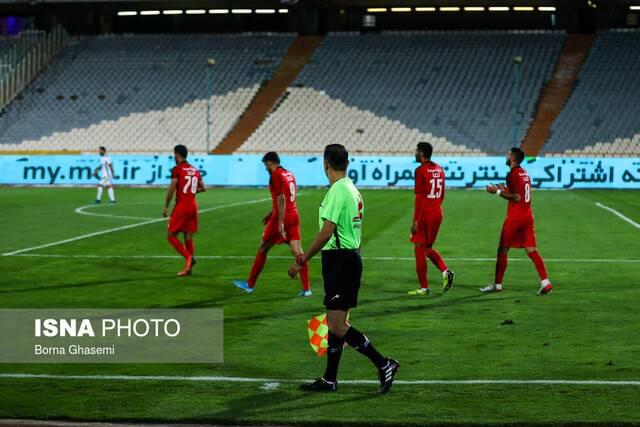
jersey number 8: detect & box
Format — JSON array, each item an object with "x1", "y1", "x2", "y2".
[{"x1": 524, "y1": 182, "x2": 531, "y2": 203}]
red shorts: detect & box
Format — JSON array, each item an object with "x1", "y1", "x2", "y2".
[
  {"x1": 500, "y1": 216, "x2": 536, "y2": 248},
  {"x1": 410, "y1": 208, "x2": 443, "y2": 246},
  {"x1": 262, "y1": 211, "x2": 301, "y2": 244},
  {"x1": 168, "y1": 202, "x2": 198, "y2": 233}
]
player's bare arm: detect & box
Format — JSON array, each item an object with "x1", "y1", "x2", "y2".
[
  {"x1": 411, "y1": 194, "x2": 424, "y2": 235},
  {"x1": 277, "y1": 193, "x2": 287, "y2": 239},
  {"x1": 163, "y1": 178, "x2": 178, "y2": 217},
  {"x1": 262, "y1": 211, "x2": 272, "y2": 225},
  {"x1": 196, "y1": 179, "x2": 206, "y2": 193},
  {"x1": 288, "y1": 220, "x2": 335, "y2": 278}
]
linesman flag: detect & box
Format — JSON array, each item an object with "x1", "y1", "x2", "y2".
[{"x1": 307, "y1": 314, "x2": 329, "y2": 357}]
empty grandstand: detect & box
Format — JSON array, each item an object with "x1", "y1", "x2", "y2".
[
  {"x1": 239, "y1": 31, "x2": 565, "y2": 155},
  {"x1": 0, "y1": 33, "x2": 294, "y2": 152},
  {"x1": 544, "y1": 29, "x2": 640, "y2": 156},
  {"x1": 0, "y1": 28, "x2": 638, "y2": 157}
]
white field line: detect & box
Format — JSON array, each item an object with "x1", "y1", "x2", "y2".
[
  {"x1": 595, "y1": 202, "x2": 640, "y2": 229},
  {"x1": 74, "y1": 204, "x2": 155, "y2": 221},
  {"x1": 0, "y1": 373, "x2": 638, "y2": 386},
  {"x1": 4, "y1": 254, "x2": 640, "y2": 263},
  {"x1": 1, "y1": 198, "x2": 270, "y2": 257}
]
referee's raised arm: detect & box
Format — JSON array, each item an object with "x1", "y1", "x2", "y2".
[{"x1": 291, "y1": 144, "x2": 399, "y2": 395}]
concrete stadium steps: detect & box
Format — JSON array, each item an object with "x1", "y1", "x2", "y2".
[
  {"x1": 213, "y1": 36, "x2": 322, "y2": 154},
  {"x1": 521, "y1": 34, "x2": 594, "y2": 156},
  {"x1": 284, "y1": 31, "x2": 564, "y2": 154},
  {"x1": 543, "y1": 29, "x2": 640, "y2": 155}
]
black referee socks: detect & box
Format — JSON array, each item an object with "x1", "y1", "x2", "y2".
[
  {"x1": 323, "y1": 332, "x2": 344, "y2": 383},
  {"x1": 343, "y1": 326, "x2": 386, "y2": 368}
]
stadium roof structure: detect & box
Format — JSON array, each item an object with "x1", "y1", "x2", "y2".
[{"x1": 0, "y1": 0, "x2": 629, "y2": 4}]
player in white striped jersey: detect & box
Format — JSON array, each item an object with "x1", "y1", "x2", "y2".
[{"x1": 94, "y1": 146, "x2": 116, "y2": 204}]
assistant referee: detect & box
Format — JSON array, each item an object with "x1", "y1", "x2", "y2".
[{"x1": 289, "y1": 144, "x2": 399, "y2": 394}]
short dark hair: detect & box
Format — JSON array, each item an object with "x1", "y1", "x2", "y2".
[
  {"x1": 99, "y1": 146, "x2": 106, "y2": 152},
  {"x1": 510, "y1": 147, "x2": 525, "y2": 164},
  {"x1": 174, "y1": 144, "x2": 188, "y2": 159},
  {"x1": 262, "y1": 151, "x2": 280, "y2": 164},
  {"x1": 416, "y1": 142, "x2": 433, "y2": 160},
  {"x1": 324, "y1": 144, "x2": 349, "y2": 172}
]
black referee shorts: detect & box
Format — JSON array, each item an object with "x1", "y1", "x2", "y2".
[{"x1": 321, "y1": 249, "x2": 363, "y2": 311}]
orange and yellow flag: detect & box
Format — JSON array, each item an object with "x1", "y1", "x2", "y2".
[{"x1": 307, "y1": 314, "x2": 329, "y2": 357}]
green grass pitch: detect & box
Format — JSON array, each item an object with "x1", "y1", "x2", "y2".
[{"x1": 0, "y1": 186, "x2": 639, "y2": 425}]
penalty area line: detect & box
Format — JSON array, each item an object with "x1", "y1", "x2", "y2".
[
  {"x1": 4, "y1": 254, "x2": 640, "y2": 263},
  {"x1": 1, "y1": 198, "x2": 270, "y2": 257},
  {"x1": 595, "y1": 202, "x2": 640, "y2": 229},
  {"x1": 0, "y1": 373, "x2": 638, "y2": 387}
]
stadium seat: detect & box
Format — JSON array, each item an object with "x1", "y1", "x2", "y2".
[
  {"x1": 544, "y1": 29, "x2": 640, "y2": 156},
  {"x1": 238, "y1": 31, "x2": 564, "y2": 155},
  {"x1": 0, "y1": 33, "x2": 294, "y2": 152}
]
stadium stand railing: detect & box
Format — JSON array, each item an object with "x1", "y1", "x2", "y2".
[{"x1": 0, "y1": 26, "x2": 69, "y2": 111}]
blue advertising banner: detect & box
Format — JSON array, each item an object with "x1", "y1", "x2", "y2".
[{"x1": 1, "y1": 154, "x2": 639, "y2": 189}]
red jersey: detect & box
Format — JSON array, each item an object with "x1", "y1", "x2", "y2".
[
  {"x1": 414, "y1": 161, "x2": 445, "y2": 220},
  {"x1": 172, "y1": 162, "x2": 202, "y2": 206},
  {"x1": 506, "y1": 166, "x2": 533, "y2": 220},
  {"x1": 269, "y1": 167, "x2": 298, "y2": 216}
]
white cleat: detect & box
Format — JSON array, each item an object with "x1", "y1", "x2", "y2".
[
  {"x1": 479, "y1": 284, "x2": 503, "y2": 293},
  {"x1": 537, "y1": 283, "x2": 553, "y2": 295}
]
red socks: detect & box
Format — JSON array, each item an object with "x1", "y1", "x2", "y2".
[
  {"x1": 493, "y1": 251, "x2": 547, "y2": 285},
  {"x1": 415, "y1": 247, "x2": 449, "y2": 289},
  {"x1": 300, "y1": 262, "x2": 310, "y2": 291},
  {"x1": 247, "y1": 250, "x2": 311, "y2": 291},
  {"x1": 248, "y1": 251, "x2": 267, "y2": 288},
  {"x1": 527, "y1": 250, "x2": 548, "y2": 281},
  {"x1": 495, "y1": 253, "x2": 508, "y2": 284},
  {"x1": 168, "y1": 236, "x2": 190, "y2": 259},
  {"x1": 185, "y1": 239, "x2": 194, "y2": 256},
  {"x1": 415, "y1": 246, "x2": 428, "y2": 289},
  {"x1": 426, "y1": 248, "x2": 447, "y2": 272}
]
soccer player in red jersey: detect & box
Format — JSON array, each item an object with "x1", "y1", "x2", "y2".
[
  {"x1": 482, "y1": 147, "x2": 553, "y2": 295},
  {"x1": 233, "y1": 152, "x2": 311, "y2": 296},
  {"x1": 163, "y1": 145, "x2": 205, "y2": 276},
  {"x1": 408, "y1": 142, "x2": 455, "y2": 296}
]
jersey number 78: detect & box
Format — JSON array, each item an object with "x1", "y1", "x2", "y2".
[{"x1": 183, "y1": 176, "x2": 199, "y2": 194}]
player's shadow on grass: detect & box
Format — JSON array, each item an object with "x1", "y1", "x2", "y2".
[
  {"x1": 171, "y1": 293, "x2": 295, "y2": 309},
  {"x1": 208, "y1": 387, "x2": 380, "y2": 421},
  {"x1": 357, "y1": 292, "x2": 518, "y2": 320},
  {"x1": 0, "y1": 276, "x2": 170, "y2": 294}
]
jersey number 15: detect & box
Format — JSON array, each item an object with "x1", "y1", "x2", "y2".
[{"x1": 428, "y1": 178, "x2": 443, "y2": 199}]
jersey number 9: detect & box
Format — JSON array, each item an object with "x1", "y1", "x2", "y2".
[{"x1": 289, "y1": 182, "x2": 296, "y2": 202}]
